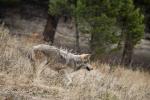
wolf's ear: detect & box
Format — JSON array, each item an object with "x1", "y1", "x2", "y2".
[
  {"x1": 81, "y1": 54, "x2": 91, "y2": 61},
  {"x1": 86, "y1": 54, "x2": 91, "y2": 60}
]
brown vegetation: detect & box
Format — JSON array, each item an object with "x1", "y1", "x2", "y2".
[{"x1": 0, "y1": 26, "x2": 150, "y2": 100}]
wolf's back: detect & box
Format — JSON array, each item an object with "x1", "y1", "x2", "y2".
[
  {"x1": 33, "y1": 44, "x2": 58, "y2": 52},
  {"x1": 32, "y1": 44, "x2": 61, "y2": 62}
]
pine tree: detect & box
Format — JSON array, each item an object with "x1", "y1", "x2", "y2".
[
  {"x1": 134, "y1": 0, "x2": 150, "y2": 33},
  {"x1": 48, "y1": 0, "x2": 85, "y2": 52},
  {"x1": 119, "y1": 0, "x2": 144, "y2": 65},
  {"x1": 77, "y1": 0, "x2": 122, "y2": 57},
  {"x1": 74, "y1": 0, "x2": 144, "y2": 65},
  {"x1": 43, "y1": 0, "x2": 69, "y2": 43}
]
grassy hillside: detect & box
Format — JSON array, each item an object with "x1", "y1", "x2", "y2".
[{"x1": 0, "y1": 25, "x2": 150, "y2": 100}]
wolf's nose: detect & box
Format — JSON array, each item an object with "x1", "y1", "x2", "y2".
[{"x1": 86, "y1": 67, "x2": 93, "y2": 71}]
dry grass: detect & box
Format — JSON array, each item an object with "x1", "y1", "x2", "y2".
[{"x1": 0, "y1": 26, "x2": 150, "y2": 100}]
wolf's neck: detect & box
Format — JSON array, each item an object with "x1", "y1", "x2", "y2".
[{"x1": 59, "y1": 49, "x2": 81, "y2": 61}]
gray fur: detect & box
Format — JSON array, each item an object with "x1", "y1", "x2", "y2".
[{"x1": 31, "y1": 44, "x2": 93, "y2": 71}]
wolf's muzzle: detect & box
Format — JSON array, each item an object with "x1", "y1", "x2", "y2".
[{"x1": 84, "y1": 64, "x2": 93, "y2": 71}]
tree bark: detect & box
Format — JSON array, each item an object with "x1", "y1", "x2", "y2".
[
  {"x1": 75, "y1": 17, "x2": 80, "y2": 53},
  {"x1": 74, "y1": 0, "x2": 80, "y2": 53},
  {"x1": 90, "y1": 32, "x2": 95, "y2": 54},
  {"x1": 121, "y1": 33, "x2": 134, "y2": 66},
  {"x1": 43, "y1": 14, "x2": 59, "y2": 44}
]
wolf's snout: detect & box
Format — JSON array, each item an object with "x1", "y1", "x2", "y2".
[
  {"x1": 85, "y1": 64, "x2": 93, "y2": 71},
  {"x1": 86, "y1": 67, "x2": 93, "y2": 71}
]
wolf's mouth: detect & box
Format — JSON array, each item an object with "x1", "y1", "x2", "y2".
[{"x1": 86, "y1": 67, "x2": 93, "y2": 71}]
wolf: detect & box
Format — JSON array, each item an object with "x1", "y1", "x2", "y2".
[{"x1": 30, "y1": 44, "x2": 93, "y2": 72}]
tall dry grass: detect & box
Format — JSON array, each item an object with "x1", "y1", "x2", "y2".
[{"x1": 0, "y1": 25, "x2": 150, "y2": 100}]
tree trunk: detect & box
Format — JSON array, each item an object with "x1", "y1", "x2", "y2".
[
  {"x1": 90, "y1": 32, "x2": 94, "y2": 54},
  {"x1": 43, "y1": 14, "x2": 59, "y2": 44},
  {"x1": 74, "y1": 0, "x2": 80, "y2": 53},
  {"x1": 121, "y1": 33, "x2": 134, "y2": 66},
  {"x1": 75, "y1": 17, "x2": 80, "y2": 53}
]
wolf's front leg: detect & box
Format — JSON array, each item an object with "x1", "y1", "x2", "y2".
[
  {"x1": 64, "y1": 71, "x2": 72, "y2": 86},
  {"x1": 73, "y1": 61, "x2": 82, "y2": 71},
  {"x1": 38, "y1": 59, "x2": 49, "y2": 75}
]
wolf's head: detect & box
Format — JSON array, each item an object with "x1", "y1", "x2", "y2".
[
  {"x1": 79, "y1": 54, "x2": 93, "y2": 71},
  {"x1": 80, "y1": 54, "x2": 91, "y2": 61}
]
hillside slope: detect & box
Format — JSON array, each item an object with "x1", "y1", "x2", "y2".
[{"x1": 0, "y1": 26, "x2": 150, "y2": 100}]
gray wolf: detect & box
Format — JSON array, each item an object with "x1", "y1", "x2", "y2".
[{"x1": 30, "y1": 44, "x2": 93, "y2": 72}]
